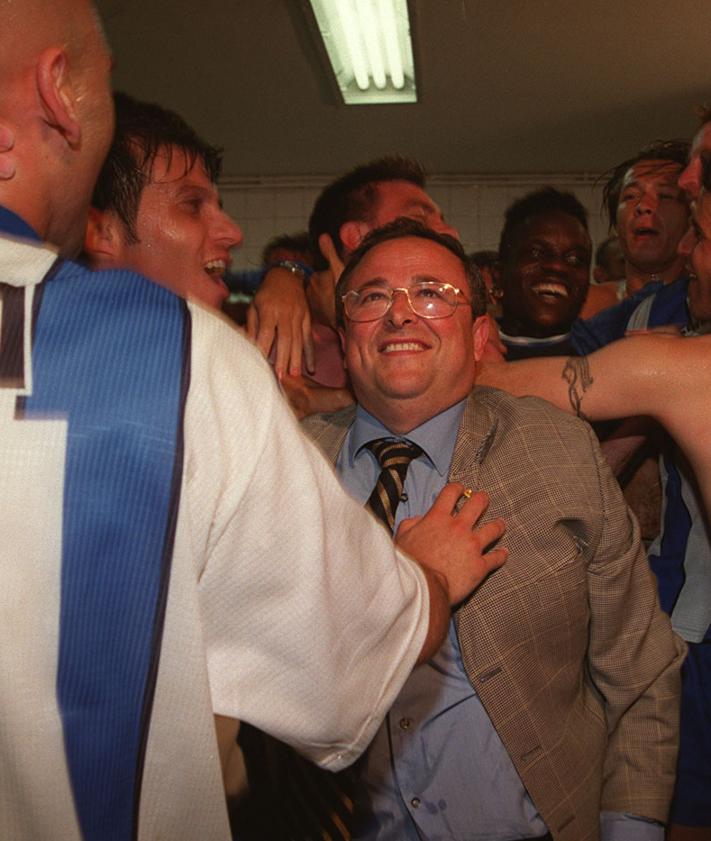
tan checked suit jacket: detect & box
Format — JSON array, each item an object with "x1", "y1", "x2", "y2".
[{"x1": 302, "y1": 386, "x2": 686, "y2": 841}]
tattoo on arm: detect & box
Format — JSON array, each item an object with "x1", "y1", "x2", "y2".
[{"x1": 562, "y1": 356, "x2": 593, "y2": 421}]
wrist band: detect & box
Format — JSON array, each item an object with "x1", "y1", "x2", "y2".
[{"x1": 266, "y1": 259, "x2": 314, "y2": 285}]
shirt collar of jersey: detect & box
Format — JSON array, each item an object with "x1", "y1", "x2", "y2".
[
  {"x1": 0, "y1": 206, "x2": 42, "y2": 242},
  {"x1": 347, "y1": 399, "x2": 467, "y2": 478},
  {"x1": 497, "y1": 328, "x2": 571, "y2": 347}
]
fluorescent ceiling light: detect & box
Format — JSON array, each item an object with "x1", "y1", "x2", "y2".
[{"x1": 307, "y1": 0, "x2": 417, "y2": 105}]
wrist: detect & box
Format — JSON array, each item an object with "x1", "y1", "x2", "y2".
[{"x1": 265, "y1": 259, "x2": 313, "y2": 287}]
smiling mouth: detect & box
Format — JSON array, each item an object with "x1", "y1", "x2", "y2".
[
  {"x1": 380, "y1": 340, "x2": 428, "y2": 353},
  {"x1": 531, "y1": 282, "x2": 569, "y2": 300},
  {"x1": 204, "y1": 259, "x2": 228, "y2": 281}
]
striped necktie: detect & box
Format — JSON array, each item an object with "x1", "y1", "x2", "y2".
[{"x1": 365, "y1": 438, "x2": 423, "y2": 531}]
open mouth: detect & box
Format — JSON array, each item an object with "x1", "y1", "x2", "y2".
[
  {"x1": 531, "y1": 282, "x2": 569, "y2": 301},
  {"x1": 380, "y1": 340, "x2": 428, "y2": 353},
  {"x1": 205, "y1": 260, "x2": 227, "y2": 281},
  {"x1": 632, "y1": 226, "x2": 659, "y2": 239}
]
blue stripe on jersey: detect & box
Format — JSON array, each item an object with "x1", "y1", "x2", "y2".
[{"x1": 22, "y1": 262, "x2": 189, "y2": 841}]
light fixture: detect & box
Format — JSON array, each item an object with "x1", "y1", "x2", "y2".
[{"x1": 307, "y1": 0, "x2": 417, "y2": 105}]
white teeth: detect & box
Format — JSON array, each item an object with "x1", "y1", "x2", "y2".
[
  {"x1": 382, "y1": 342, "x2": 423, "y2": 353},
  {"x1": 532, "y1": 282, "x2": 567, "y2": 298},
  {"x1": 204, "y1": 259, "x2": 226, "y2": 276}
]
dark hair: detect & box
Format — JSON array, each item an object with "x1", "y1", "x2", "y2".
[
  {"x1": 335, "y1": 217, "x2": 487, "y2": 326},
  {"x1": 308, "y1": 156, "x2": 426, "y2": 269},
  {"x1": 594, "y1": 236, "x2": 620, "y2": 271},
  {"x1": 601, "y1": 139, "x2": 690, "y2": 230},
  {"x1": 261, "y1": 231, "x2": 314, "y2": 267},
  {"x1": 468, "y1": 249, "x2": 499, "y2": 269},
  {"x1": 92, "y1": 92, "x2": 223, "y2": 244},
  {"x1": 498, "y1": 187, "x2": 589, "y2": 261}
]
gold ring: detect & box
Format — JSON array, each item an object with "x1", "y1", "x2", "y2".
[{"x1": 462, "y1": 488, "x2": 473, "y2": 499}]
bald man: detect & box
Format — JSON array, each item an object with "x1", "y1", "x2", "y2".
[{"x1": 0, "y1": 3, "x2": 506, "y2": 840}]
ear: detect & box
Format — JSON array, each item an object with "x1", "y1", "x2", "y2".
[
  {"x1": 84, "y1": 207, "x2": 122, "y2": 266},
  {"x1": 339, "y1": 220, "x2": 371, "y2": 255},
  {"x1": 36, "y1": 46, "x2": 81, "y2": 147},
  {"x1": 472, "y1": 314, "x2": 490, "y2": 363}
]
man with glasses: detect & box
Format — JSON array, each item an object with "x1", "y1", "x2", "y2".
[{"x1": 303, "y1": 218, "x2": 683, "y2": 841}]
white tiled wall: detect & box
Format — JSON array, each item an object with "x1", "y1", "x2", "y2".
[{"x1": 220, "y1": 173, "x2": 609, "y2": 271}]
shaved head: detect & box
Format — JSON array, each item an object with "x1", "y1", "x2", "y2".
[{"x1": 0, "y1": 0, "x2": 114, "y2": 255}]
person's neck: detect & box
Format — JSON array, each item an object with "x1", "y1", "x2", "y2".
[
  {"x1": 624, "y1": 255, "x2": 685, "y2": 296},
  {"x1": 357, "y1": 393, "x2": 467, "y2": 436}
]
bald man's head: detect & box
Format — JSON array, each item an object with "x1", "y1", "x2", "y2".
[{"x1": 0, "y1": 0, "x2": 114, "y2": 256}]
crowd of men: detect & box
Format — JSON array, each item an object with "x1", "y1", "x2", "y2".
[{"x1": 1, "y1": 2, "x2": 710, "y2": 841}]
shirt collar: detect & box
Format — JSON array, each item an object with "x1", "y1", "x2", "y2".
[
  {"x1": 0, "y1": 206, "x2": 42, "y2": 242},
  {"x1": 348, "y1": 399, "x2": 467, "y2": 477}
]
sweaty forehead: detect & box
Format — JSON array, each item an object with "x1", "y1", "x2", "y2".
[
  {"x1": 146, "y1": 145, "x2": 213, "y2": 188},
  {"x1": 622, "y1": 159, "x2": 684, "y2": 188},
  {"x1": 347, "y1": 236, "x2": 463, "y2": 287},
  {"x1": 516, "y1": 211, "x2": 590, "y2": 248}
]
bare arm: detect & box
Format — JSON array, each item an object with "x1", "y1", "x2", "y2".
[
  {"x1": 246, "y1": 267, "x2": 313, "y2": 378},
  {"x1": 396, "y1": 484, "x2": 507, "y2": 663},
  {"x1": 478, "y1": 334, "x2": 711, "y2": 515}
]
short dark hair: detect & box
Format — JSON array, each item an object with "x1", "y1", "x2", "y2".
[
  {"x1": 335, "y1": 217, "x2": 487, "y2": 326},
  {"x1": 260, "y1": 232, "x2": 314, "y2": 267},
  {"x1": 92, "y1": 92, "x2": 223, "y2": 244},
  {"x1": 498, "y1": 187, "x2": 589, "y2": 262},
  {"x1": 308, "y1": 156, "x2": 426, "y2": 269},
  {"x1": 594, "y1": 236, "x2": 619, "y2": 272},
  {"x1": 468, "y1": 249, "x2": 499, "y2": 270},
  {"x1": 601, "y1": 139, "x2": 690, "y2": 230}
]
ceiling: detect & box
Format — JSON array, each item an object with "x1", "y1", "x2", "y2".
[{"x1": 96, "y1": 0, "x2": 711, "y2": 180}]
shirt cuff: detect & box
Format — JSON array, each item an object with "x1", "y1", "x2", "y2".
[{"x1": 600, "y1": 811, "x2": 664, "y2": 841}]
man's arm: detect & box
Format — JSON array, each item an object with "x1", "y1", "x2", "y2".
[
  {"x1": 478, "y1": 334, "x2": 711, "y2": 516},
  {"x1": 584, "y1": 422, "x2": 686, "y2": 822},
  {"x1": 246, "y1": 266, "x2": 313, "y2": 378}
]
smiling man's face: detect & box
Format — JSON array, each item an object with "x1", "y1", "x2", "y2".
[
  {"x1": 499, "y1": 210, "x2": 591, "y2": 338},
  {"x1": 98, "y1": 145, "x2": 243, "y2": 308},
  {"x1": 340, "y1": 236, "x2": 487, "y2": 433}
]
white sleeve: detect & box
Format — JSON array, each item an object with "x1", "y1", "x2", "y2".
[{"x1": 183, "y1": 305, "x2": 429, "y2": 770}]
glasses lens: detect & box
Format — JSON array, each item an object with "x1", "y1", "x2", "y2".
[{"x1": 409, "y1": 282, "x2": 457, "y2": 317}]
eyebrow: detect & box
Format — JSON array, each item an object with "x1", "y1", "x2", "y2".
[{"x1": 352, "y1": 273, "x2": 448, "y2": 291}]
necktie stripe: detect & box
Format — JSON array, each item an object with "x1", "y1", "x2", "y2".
[{"x1": 365, "y1": 438, "x2": 422, "y2": 532}]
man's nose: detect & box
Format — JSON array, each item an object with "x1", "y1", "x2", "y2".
[
  {"x1": 540, "y1": 252, "x2": 568, "y2": 274},
  {"x1": 432, "y1": 218, "x2": 459, "y2": 240},
  {"x1": 677, "y1": 224, "x2": 695, "y2": 258},
  {"x1": 678, "y1": 160, "x2": 699, "y2": 201},
  {"x1": 386, "y1": 289, "x2": 417, "y2": 325},
  {"x1": 634, "y1": 192, "x2": 658, "y2": 214},
  {"x1": 216, "y1": 211, "x2": 243, "y2": 249}
]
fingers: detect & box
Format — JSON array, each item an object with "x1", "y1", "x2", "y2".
[
  {"x1": 302, "y1": 317, "x2": 315, "y2": 375},
  {"x1": 245, "y1": 303, "x2": 258, "y2": 341}
]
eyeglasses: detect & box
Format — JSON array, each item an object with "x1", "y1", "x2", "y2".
[{"x1": 342, "y1": 281, "x2": 470, "y2": 322}]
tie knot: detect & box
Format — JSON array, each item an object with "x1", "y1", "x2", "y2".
[{"x1": 366, "y1": 438, "x2": 422, "y2": 470}]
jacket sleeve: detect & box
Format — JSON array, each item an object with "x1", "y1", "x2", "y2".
[{"x1": 584, "y1": 421, "x2": 686, "y2": 822}]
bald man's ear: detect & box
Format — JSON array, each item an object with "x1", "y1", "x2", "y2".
[
  {"x1": 339, "y1": 220, "x2": 371, "y2": 255},
  {"x1": 84, "y1": 207, "x2": 121, "y2": 267},
  {"x1": 36, "y1": 47, "x2": 81, "y2": 147}
]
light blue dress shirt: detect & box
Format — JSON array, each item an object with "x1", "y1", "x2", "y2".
[{"x1": 335, "y1": 402, "x2": 663, "y2": 841}]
